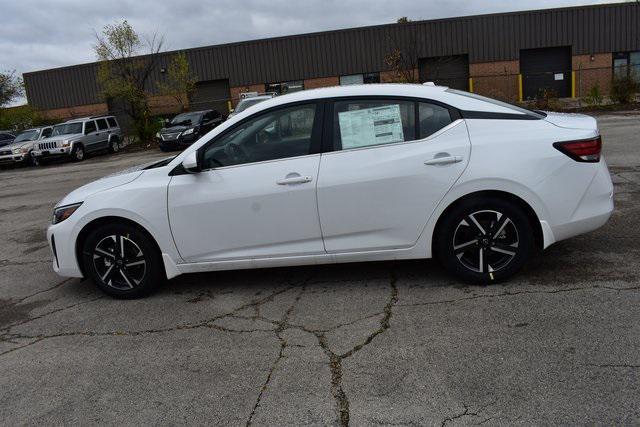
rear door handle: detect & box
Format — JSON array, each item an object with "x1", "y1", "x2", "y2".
[
  {"x1": 276, "y1": 175, "x2": 313, "y2": 185},
  {"x1": 424, "y1": 155, "x2": 463, "y2": 166}
]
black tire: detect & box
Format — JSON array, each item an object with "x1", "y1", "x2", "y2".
[
  {"x1": 109, "y1": 137, "x2": 120, "y2": 153},
  {"x1": 71, "y1": 144, "x2": 85, "y2": 162},
  {"x1": 33, "y1": 156, "x2": 47, "y2": 166},
  {"x1": 159, "y1": 143, "x2": 171, "y2": 152},
  {"x1": 81, "y1": 223, "x2": 165, "y2": 298},
  {"x1": 434, "y1": 196, "x2": 534, "y2": 285}
]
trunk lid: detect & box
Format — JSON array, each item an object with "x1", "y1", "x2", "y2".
[{"x1": 543, "y1": 112, "x2": 598, "y2": 131}]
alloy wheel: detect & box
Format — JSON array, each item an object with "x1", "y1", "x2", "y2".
[
  {"x1": 75, "y1": 147, "x2": 84, "y2": 160},
  {"x1": 452, "y1": 210, "x2": 519, "y2": 274},
  {"x1": 93, "y1": 235, "x2": 147, "y2": 290}
]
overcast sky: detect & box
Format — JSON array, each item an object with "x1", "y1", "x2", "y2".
[{"x1": 1, "y1": 0, "x2": 622, "y2": 79}]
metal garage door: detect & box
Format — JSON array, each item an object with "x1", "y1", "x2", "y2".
[
  {"x1": 190, "y1": 79, "x2": 231, "y2": 115},
  {"x1": 419, "y1": 55, "x2": 469, "y2": 90},
  {"x1": 520, "y1": 47, "x2": 572, "y2": 99}
]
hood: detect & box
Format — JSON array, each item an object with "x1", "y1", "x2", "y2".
[
  {"x1": 41, "y1": 133, "x2": 83, "y2": 143},
  {"x1": 6, "y1": 139, "x2": 36, "y2": 149},
  {"x1": 0, "y1": 139, "x2": 14, "y2": 148},
  {"x1": 56, "y1": 165, "x2": 150, "y2": 207},
  {"x1": 161, "y1": 124, "x2": 192, "y2": 133},
  {"x1": 543, "y1": 112, "x2": 598, "y2": 131}
]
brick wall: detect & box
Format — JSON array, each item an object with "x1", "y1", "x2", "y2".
[
  {"x1": 39, "y1": 103, "x2": 109, "y2": 121},
  {"x1": 229, "y1": 84, "x2": 265, "y2": 107},
  {"x1": 380, "y1": 69, "x2": 419, "y2": 83},
  {"x1": 304, "y1": 76, "x2": 339, "y2": 89},
  {"x1": 149, "y1": 94, "x2": 189, "y2": 115},
  {"x1": 469, "y1": 60, "x2": 520, "y2": 102},
  {"x1": 573, "y1": 53, "x2": 612, "y2": 96}
]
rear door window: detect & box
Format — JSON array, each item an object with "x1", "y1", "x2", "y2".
[
  {"x1": 107, "y1": 117, "x2": 118, "y2": 128},
  {"x1": 332, "y1": 99, "x2": 415, "y2": 150},
  {"x1": 96, "y1": 119, "x2": 109, "y2": 130},
  {"x1": 84, "y1": 121, "x2": 97, "y2": 134},
  {"x1": 418, "y1": 103, "x2": 453, "y2": 138}
]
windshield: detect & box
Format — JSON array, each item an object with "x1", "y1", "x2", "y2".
[
  {"x1": 445, "y1": 89, "x2": 547, "y2": 118},
  {"x1": 235, "y1": 98, "x2": 268, "y2": 114},
  {"x1": 52, "y1": 122, "x2": 83, "y2": 136},
  {"x1": 14, "y1": 130, "x2": 39, "y2": 142},
  {"x1": 169, "y1": 112, "x2": 202, "y2": 126}
]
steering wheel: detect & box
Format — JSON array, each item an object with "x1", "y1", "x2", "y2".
[{"x1": 224, "y1": 142, "x2": 250, "y2": 163}]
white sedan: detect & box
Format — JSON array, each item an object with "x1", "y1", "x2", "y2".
[{"x1": 48, "y1": 84, "x2": 613, "y2": 298}]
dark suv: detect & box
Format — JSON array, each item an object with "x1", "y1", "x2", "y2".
[{"x1": 157, "y1": 110, "x2": 223, "y2": 151}]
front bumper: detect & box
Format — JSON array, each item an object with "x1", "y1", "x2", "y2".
[
  {"x1": 0, "y1": 152, "x2": 27, "y2": 164},
  {"x1": 47, "y1": 219, "x2": 84, "y2": 278},
  {"x1": 157, "y1": 133, "x2": 198, "y2": 149},
  {"x1": 32, "y1": 146, "x2": 71, "y2": 159}
]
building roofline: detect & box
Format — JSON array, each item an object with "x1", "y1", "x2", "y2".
[{"x1": 22, "y1": 1, "x2": 633, "y2": 77}]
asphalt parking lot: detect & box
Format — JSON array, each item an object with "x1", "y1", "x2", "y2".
[{"x1": 1, "y1": 114, "x2": 639, "y2": 425}]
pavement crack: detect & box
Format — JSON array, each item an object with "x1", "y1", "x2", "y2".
[
  {"x1": 246, "y1": 284, "x2": 307, "y2": 426},
  {"x1": 15, "y1": 278, "x2": 76, "y2": 303},
  {"x1": 313, "y1": 269, "x2": 399, "y2": 426},
  {"x1": 398, "y1": 284, "x2": 640, "y2": 308}
]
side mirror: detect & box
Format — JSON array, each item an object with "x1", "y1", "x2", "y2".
[{"x1": 181, "y1": 151, "x2": 200, "y2": 173}]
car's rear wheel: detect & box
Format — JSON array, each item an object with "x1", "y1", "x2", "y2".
[
  {"x1": 434, "y1": 197, "x2": 534, "y2": 284},
  {"x1": 81, "y1": 223, "x2": 165, "y2": 298},
  {"x1": 71, "y1": 144, "x2": 85, "y2": 162}
]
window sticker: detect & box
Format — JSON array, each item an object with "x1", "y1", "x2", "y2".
[{"x1": 338, "y1": 104, "x2": 405, "y2": 149}]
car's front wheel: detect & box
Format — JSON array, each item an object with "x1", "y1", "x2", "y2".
[
  {"x1": 71, "y1": 144, "x2": 85, "y2": 162},
  {"x1": 81, "y1": 223, "x2": 165, "y2": 298},
  {"x1": 434, "y1": 196, "x2": 535, "y2": 284}
]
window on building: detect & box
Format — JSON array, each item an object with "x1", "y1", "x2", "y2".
[
  {"x1": 613, "y1": 52, "x2": 640, "y2": 80},
  {"x1": 265, "y1": 80, "x2": 304, "y2": 95},
  {"x1": 340, "y1": 72, "x2": 381, "y2": 85}
]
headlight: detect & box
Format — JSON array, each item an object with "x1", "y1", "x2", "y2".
[
  {"x1": 62, "y1": 140, "x2": 70, "y2": 147},
  {"x1": 12, "y1": 148, "x2": 21, "y2": 154},
  {"x1": 52, "y1": 202, "x2": 82, "y2": 224},
  {"x1": 182, "y1": 128, "x2": 195, "y2": 136}
]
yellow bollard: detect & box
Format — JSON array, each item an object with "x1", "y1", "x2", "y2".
[
  {"x1": 518, "y1": 74, "x2": 523, "y2": 102},
  {"x1": 468, "y1": 77, "x2": 474, "y2": 93},
  {"x1": 571, "y1": 71, "x2": 576, "y2": 98}
]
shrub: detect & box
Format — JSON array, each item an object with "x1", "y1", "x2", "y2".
[
  {"x1": 583, "y1": 83, "x2": 603, "y2": 105},
  {"x1": 533, "y1": 88, "x2": 562, "y2": 111},
  {"x1": 610, "y1": 76, "x2": 639, "y2": 104}
]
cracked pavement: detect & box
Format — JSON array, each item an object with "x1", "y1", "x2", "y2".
[{"x1": 1, "y1": 113, "x2": 639, "y2": 425}]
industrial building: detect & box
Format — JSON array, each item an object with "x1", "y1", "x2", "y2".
[{"x1": 23, "y1": 1, "x2": 640, "y2": 126}]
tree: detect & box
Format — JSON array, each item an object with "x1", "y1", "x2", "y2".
[
  {"x1": 94, "y1": 20, "x2": 164, "y2": 143},
  {"x1": 157, "y1": 52, "x2": 197, "y2": 112},
  {"x1": 0, "y1": 70, "x2": 24, "y2": 110},
  {"x1": 383, "y1": 18, "x2": 420, "y2": 83}
]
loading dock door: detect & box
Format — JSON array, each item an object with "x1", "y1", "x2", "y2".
[
  {"x1": 190, "y1": 79, "x2": 231, "y2": 115},
  {"x1": 520, "y1": 47, "x2": 572, "y2": 99},
  {"x1": 419, "y1": 55, "x2": 469, "y2": 90}
]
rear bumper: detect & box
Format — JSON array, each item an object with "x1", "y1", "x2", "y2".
[{"x1": 548, "y1": 159, "x2": 614, "y2": 244}]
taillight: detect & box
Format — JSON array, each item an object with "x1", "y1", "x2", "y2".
[{"x1": 553, "y1": 136, "x2": 602, "y2": 163}]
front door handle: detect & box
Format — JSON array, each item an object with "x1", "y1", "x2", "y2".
[
  {"x1": 276, "y1": 174, "x2": 313, "y2": 185},
  {"x1": 424, "y1": 155, "x2": 463, "y2": 166}
]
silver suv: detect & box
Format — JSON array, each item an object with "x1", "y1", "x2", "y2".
[
  {"x1": 0, "y1": 126, "x2": 52, "y2": 166},
  {"x1": 31, "y1": 115, "x2": 122, "y2": 165}
]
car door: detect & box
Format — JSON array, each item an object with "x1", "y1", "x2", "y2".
[
  {"x1": 317, "y1": 98, "x2": 471, "y2": 253},
  {"x1": 82, "y1": 120, "x2": 100, "y2": 151},
  {"x1": 95, "y1": 118, "x2": 110, "y2": 148},
  {"x1": 167, "y1": 102, "x2": 325, "y2": 263}
]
